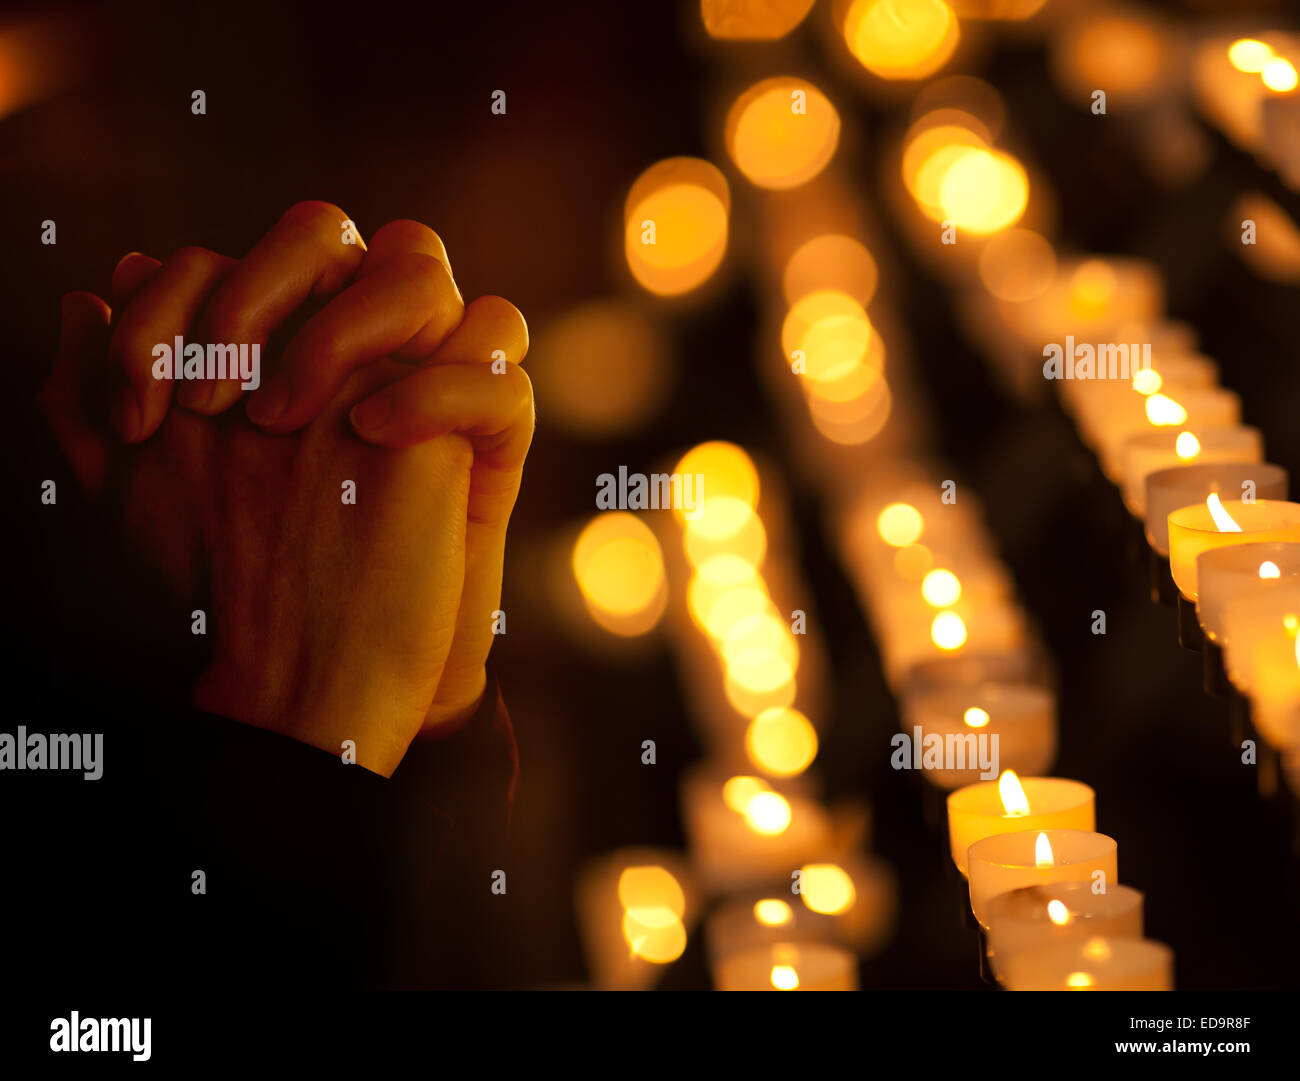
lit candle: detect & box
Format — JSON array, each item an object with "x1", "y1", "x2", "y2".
[
  {"x1": 1120, "y1": 426, "x2": 1263, "y2": 517},
  {"x1": 712, "y1": 940, "x2": 858, "y2": 991},
  {"x1": 1095, "y1": 385, "x2": 1242, "y2": 482},
  {"x1": 947, "y1": 772, "x2": 1095, "y2": 876},
  {"x1": 574, "y1": 850, "x2": 695, "y2": 990},
  {"x1": 1196, "y1": 541, "x2": 1300, "y2": 643},
  {"x1": 985, "y1": 881, "x2": 1144, "y2": 983},
  {"x1": 1143, "y1": 462, "x2": 1288, "y2": 557},
  {"x1": 967, "y1": 828, "x2": 1117, "y2": 928},
  {"x1": 901, "y1": 682, "x2": 1057, "y2": 789},
  {"x1": 999, "y1": 936, "x2": 1173, "y2": 991},
  {"x1": 1168, "y1": 497, "x2": 1300, "y2": 601},
  {"x1": 680, "y1": 769, "x2": 832, "y2": 893}
]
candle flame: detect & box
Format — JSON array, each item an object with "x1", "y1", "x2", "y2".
[
  {"x1": 998, "y1": 770, "x2": 1031, "y2": 816},
  {"x1": 1034, "y1": 831, "x2": 1054, "y2": 868},
  {"x1": 930, "y1": 610, "x2": 967, "y2": 650},
  {"x1": 963, "y1": 706, "x2": 990, "y2": 728},
  {"x1": 723, "y1": 775, "x2": 767, "y2": 812},
  {"x1": 754, "y1": 898, "x2": 793, "y2": 927},
  {"x1": 1260, "y1": 560, "x2": 1281, "y2": 579},
  {"x1": 1145, "y1": 393, "x2": 1187, "y2": 426},
  {"x1": 1047, "y1": 899, "x2": 1070, "y2": 926},
  {"x1": 1175, "y1": 431, "x2": 1201, "y2": 460},
  {"x1": 1206, "y1": 492, "x2": 1243, "y2": 532},
  {"x1": 1066, "y1": 970, "x2": 1094, "y2": 989},
  {"x1": 744, "y1": 790, "x2": 792, "y2": 835},
  {"x1": 1263, "y1": 57, "x2": 1299, "y2": 93},
  {"x1": 1229, "y1": 39, "x2": 1273, "y2": 74},
  {"x1": 1131, "y1": 368, "x2": 1162, "y2": 395},
  {"x1": 770, "y1": 964, "x2": 799, "y2": 990}
]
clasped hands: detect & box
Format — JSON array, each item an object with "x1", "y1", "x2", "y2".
[{"x1": 40, "y1": 202, "x2": 534, "y2": 776}]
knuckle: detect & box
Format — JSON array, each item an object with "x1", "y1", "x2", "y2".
[
  {"x1": 281, "y1": 200, "x2": 349, "y2": 235},
  {"x1": 371, "y1": 219, "x2": 447, "y2": 259},
  {"x1": 166, "y1": 245, "x2": 222, "y2": 275}
]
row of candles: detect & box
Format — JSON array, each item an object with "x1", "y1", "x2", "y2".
[{"x1": 559, "y1": 3, "x2": 1300, "y2": 989}]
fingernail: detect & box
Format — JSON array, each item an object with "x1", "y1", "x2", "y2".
[
  {"x1": 176, "y1": 380, "x2": 212, "y2": 411},
  {"x1": 350, "y1": 394, "x2": 392, "y2": 435},
  {"x1": 246, "y1": 376, "x2": 290, "y2": 426},
  {"x1": 112, "y1": 387, "x2": 140, "y2": 442}
]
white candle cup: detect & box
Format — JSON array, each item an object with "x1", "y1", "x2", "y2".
[
  {"x1": 985, "y1": 881, "x2": 1144, "y2": 984},
  {"x1": 967, "y1": 828, "x2": 1117, "y2": 928},
  {"x1": 1144, "y1": 462, "x2": 1288, "y2": 556},
  {"x1": 1168, "y1": 499, "x2": 1300, "y2": 601},
  {"x1": 1120, "y1": 426, "x2": 1263, "y2": 517},
  {"x1": 1220, "y1": 584, "x2": 1300, "y2": 696},
  {"x1": 712, "y1": 940, "x2": 858, "y2": 991},
  {"x1": 999, "y1": 936, "x2": 1173, "y2": 991},
  {"x1": 901, "y1": 682, "x2": 1057, "y2": 790},
  {"x1": 948, "y1": 779, "x2": 1095, "y2": 877},
  {"x1": 1196, "y1": 541, "x2": 1300, "y2": 643}
]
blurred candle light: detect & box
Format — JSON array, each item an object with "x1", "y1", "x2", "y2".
[
  {"x1": 947, "y1": 773, "x2": 1095, "y2": 876},
  {"x1": 985, "y1": 881, "x2": 1145, "y2": 984},
  {"x1": 999, "y1": 936, "x2": 1173, "y2": 991},
  {"x1": 783, "y1": 234, "x2": 879, "y2": 307},
  {"x1": 572, "y1": 512, "x2": 667, "y2": 635},
  {"x1": 1119, "y1": 426, "x2": 1263, "y2": 517},
  {"x1": 902, "y1": 682, "x2": 1056, "y2": 789},
  {"x1": 746, "y1": 705, "x2": 819, "y2": 776},
  {"x1": 624, "y1": 158, "x2": 730, "y2": 297},
  {"x1": 843, "y1": 0, "x2": 961, "y2": 81},
  {"x1": 978, "y1": 228, "x2": 1057, "y2": 302},
  {"x1": 700, "y1": 0, "x2": 817, "y2": 40},
  {"x1": 713, "y1": 941, "x2": 858, "y2": 990},
  {"x1": 967, "y1": 829, "x2": 1118, "y2": 928},
  {"x1": 725, "y1": 77, "x2": 841, "y2": 190}
]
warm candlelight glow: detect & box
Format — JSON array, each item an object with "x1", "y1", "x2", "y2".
[
  {"x1": 617, "y1": 865, "x2": 688, "y2": 964},
  {"x1": 723, "y1": 775, "x2": 767, "y2": 813},
  {"x1": 782, "y1": 290, "x2": 879, "y2": 386},
  {"x1": 1145, "y1": 393, "x2": 1187, "y2": 426},
  {"x1": 800, "y1": 863, "x2": 856, "y2": 915},
  {"x1": 963, "y1": 706, "x2": 990, "y2": 728},
  {"x1": 572, "y1": 513, "x2": 667, "y2": 634},
  {"x1": 935, "y1": 148, "x2": 1029, "y2": 235},
  {"x1": 1262, "y1": 57, "x2": 1299, "y2": 93},
  {"x1": 623, "y1": 158, "x2": 729, "y2": 296},
  {"x1": 754, "y1": 899, "x2": 794, "y2": 926},
  {"x1": 1066, "y1": 970, "x2": 1094, "y2": 988},
  {"x1": 674, "y1": 442, "x2": 759, "y2": 515},
  {"x1": 1206, "y1": 492, "x2": 1243, "y2": 533},
  {"x1": 930, "y1": 610, "x2": 967, "y2": 650},
  {"x1": 921, "y1": 568, "x2": 962, "y2": 606},
  {"x1": 746, "y1": 706, "x2": 818, "y2": 776},
  {"x1": 999, "y1": 770, "x2": 1031, "y2": 816},
  {"x1": 1047, "y1": 899, "x2": 1071, "y2": 926},
  {"x1": 1034, "y1": 831, "x2": 1054, "y2": 868},
  {"x1": 770, "y1": 963, "x2": 799, "y2": 990},
  {"x1": 1260, "y1": 560, "x2": 1282, "y2": 580},
  {"x1": 878, "y1": 502, "x2": 924, "y2": 547},
  {"x1": 1228, "y1": 39, "x2": 1273, "y2": 74},
  {"x1": 1175, "y1": 431, "x2": 1201, "y2": 459},
  {"x1": 1131, "y1": 368, "x2": 1162, "y2": 395},
  {"x1": 744, "y1": 790, "x2": 793, "y2": 835},
  {"x1": 843, "y1": 0, "x2": 960, "y2": 81},
  {"x1": 725, "y1": 77, "x2": 841, "y2": 190}
]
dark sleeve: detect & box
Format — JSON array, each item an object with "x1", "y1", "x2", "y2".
[{"x1": 5, "y1": 672, "x2": 519, "y2": 992}]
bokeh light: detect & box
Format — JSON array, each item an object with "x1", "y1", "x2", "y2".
[
  {"x1": 624, "y1": 157, "x2": 730, "y2": 296},
  {"x1": 844, "y1": 0, "x2": 960, "y2": 81},
  {"x1": 572, "y1": 513, "x2": 667, "y2": 635},
  {"x1": 726, "y1": 77, "x2": 841, "y2": 190}
]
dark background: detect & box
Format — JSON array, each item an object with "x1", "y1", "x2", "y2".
[{"x1": 3, "y1": 0, "x2": 1299, "y2": 990}]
